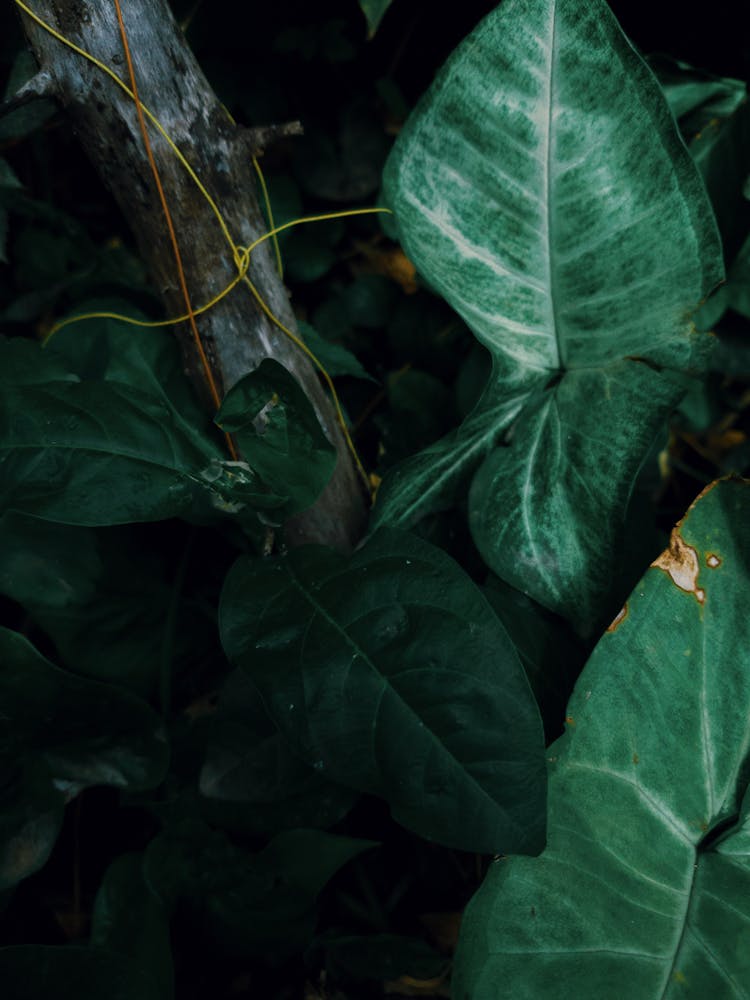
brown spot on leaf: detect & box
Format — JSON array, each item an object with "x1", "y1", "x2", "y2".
[
  {"x1": 606, "y1": 604, "x2": 628, "y2": 632},
  {"x1": 564, "y1": 716, "x2": 576, "y2": 727},
  {"x1": 632, "y1": 752, "x2": 639, "y2": 765},
  {"x1": 706, "y1": 553, "x2": 721, "y2": 569},
  {"x1": 651, "y1": 528, "x2": 705, "y2": 604}
]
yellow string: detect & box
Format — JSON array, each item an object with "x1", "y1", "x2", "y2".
[
  {"x1": 221, "y1": 102, "x2": 283, "y2": 279},
  {"x1": 13, "y1": 0, "x2": 238, "y2": 259},
  {"x1": 14, "y1": 0, "x2": 392, "y2": 491},
  {"x1": 252, "y1": 156, "x2": 284, "y2": 279},
  {"x1": 43, "y1": 208, "x2": 390, "y2": 341}
]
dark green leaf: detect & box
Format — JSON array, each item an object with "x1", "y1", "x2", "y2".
[
  {"x1": 0, "y1": 627, "x2": 168, "y2": 793},
  {"x1": 294, "y1": 105, "x2": 389, "y2": 202},
  {"x1": 219, "y1": 530, "x2": 546, "y2": 854},
  {"x1": 0, "y1": 206, "x2": 8, "y2": 264},
  {"x1": 482, "y1": 575, "x2": 584, "y2": 738},
  {"x1": 215, "y1": 358, "x2": 337, "y2": 519},
  {"x1": 0, "y1": 627, "x2": 168, "y2": 889},
  {"x1": 650, "y1": 55, "x2": 746, "y2": 131},
  {"x1": 455, "y1": 478, "x2": 750, "y2": 999},
  {"x1": 0, "y1": 50, "x2": 57, "y2": 141},
  {"x1": 0, "y1": 377, "x2": 214, "y2": 524},
  {"x1": 0, "y1": 514, "x2": 215, "y2": 698},
  {"x1": 48, "y1": 312, "x2": 211, "y2": 438},
  {"x1": 200, "y1": 669, "x2": 357, "y2": 835},
  {"x1": 376, "y1": 368, "x2": 456, "y2": 464},
  {"x1": 298, "y1": 321, "x2": 374, "y2": 382},
  {"x1": 144, "y1": 819, "x2": 375, "y2": 959},
  {"x1": 0, "y1": 157, "x2": 22, "y2": 190},
  {"x1": 342, "y1": 274, "x2": 398, "y2": 330},
  {"x1": 0, "y1": 336, "x2": 275, "y2": 526},
  {"x1": 0, "y1": 760, "x2": 64, "y2": 891},
  {"x1": 692, "y1": 98, "x2": 750, "y2": 266},
  {"x1": 91, "y1": 854, "x2": 173, "y2": 1000},
  {"x1": 0, "y1": 946, "x2": 163, "y2": 1000}
]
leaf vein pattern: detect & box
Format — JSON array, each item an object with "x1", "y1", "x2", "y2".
[
  {"x1": 544, "y1": 0, "x2": 562, "y2": 369},
  {"x1": 700, "y1": 612, "x2": 716, "y2": 818},
  {"x1": 489, "y1": 947, "x2": 664, "y2": 961},
  {"x1": 553, "y1": 822, "x2": 688, "y2": 901},
  {"x1": 545, "y1": 850, "x2": 678, "y2": 920},
  {"x1": 567, "y1": 762, "x2": 693, "y2": 846},
  {"x1": 283, "y1": 566, "x2": 506, "y2": 812},
  {"x1": 685, "y1": 923, "x2": 750, "y2": 998},
  {"x1": 404, "y1": 194, "x2": 547, "y2": 294},
  {"x1": 522, "y1": 397, "x2": 558, "y2": 600},
  {"x1": 697, "y1": 888, "x2": 750, "y2": 925}
]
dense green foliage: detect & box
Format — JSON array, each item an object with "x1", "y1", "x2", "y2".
[
  {"x1": 1, "y1": 0, "x2": 749, "y2": 997},
  {"x1": 455, "y1": 478, "x2": 750, "y2": 998}
]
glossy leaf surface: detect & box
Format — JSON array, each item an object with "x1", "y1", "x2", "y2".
[
  {"x1": 220, "y1": 530, "x2": 546, "y2": 854},
  {"x1": 375, "y1": 0, "x2": 723, "y2": 631},
  {"x1": 454, "y1": 478, "x2": 750, "y2": 999}
]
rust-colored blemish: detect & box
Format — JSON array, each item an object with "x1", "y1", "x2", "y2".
[
  {"x1": 706, "y1": 553, "x2": 721, "y2": 569},
  {"x1": 606, "y1": 603, "x2": 628, "y2": 632},
  {"x1": 651, "y1": 528, "x2": 706, "y2": 605},
  {"x1": 632, "y1": 752, "x2": 639, "y2": 765},
  {"x1": 673, "y1": 970, "x2": 688, "y2": 985},
  {"x1": 564, "y1": 716, "x2": 576, "y2": 727}
]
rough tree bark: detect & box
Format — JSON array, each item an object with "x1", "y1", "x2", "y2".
[{"x1": 14, "y1": 0, "x2": 368, "y2": 550}]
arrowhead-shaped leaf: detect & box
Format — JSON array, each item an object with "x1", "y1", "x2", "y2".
[
  {"x1": 454, "y1": 478, "x2": 750, "y2": 999},
  {"x1": 375, "y1": 0, "x2": 723, "y2": 632},
  {"x1": 219, "y1": 530, "x2": 546, "y2": 854}
]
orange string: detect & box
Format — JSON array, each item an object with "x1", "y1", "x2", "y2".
[{"x1": 112, "y1": 0, "x2": 237, "y2": 459}]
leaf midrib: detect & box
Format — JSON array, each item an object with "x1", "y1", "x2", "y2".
[
  {"x1": 544, "y1": 0, "x2": 563, "y2": 372},
  {"x1": 284, "y1": 560, "x2": 522, "y2": 825}
]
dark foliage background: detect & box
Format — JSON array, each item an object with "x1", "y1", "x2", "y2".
[{"x1": 0, "y1": 1, "x2": 749, "y2": 997}]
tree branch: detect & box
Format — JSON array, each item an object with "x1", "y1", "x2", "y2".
[
  {"x1": 15, "y1": 0, "x2": 367, "y2": 550},
  {"x1": 0, "y1": 69, "x2": 55, "y2": 120}
]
